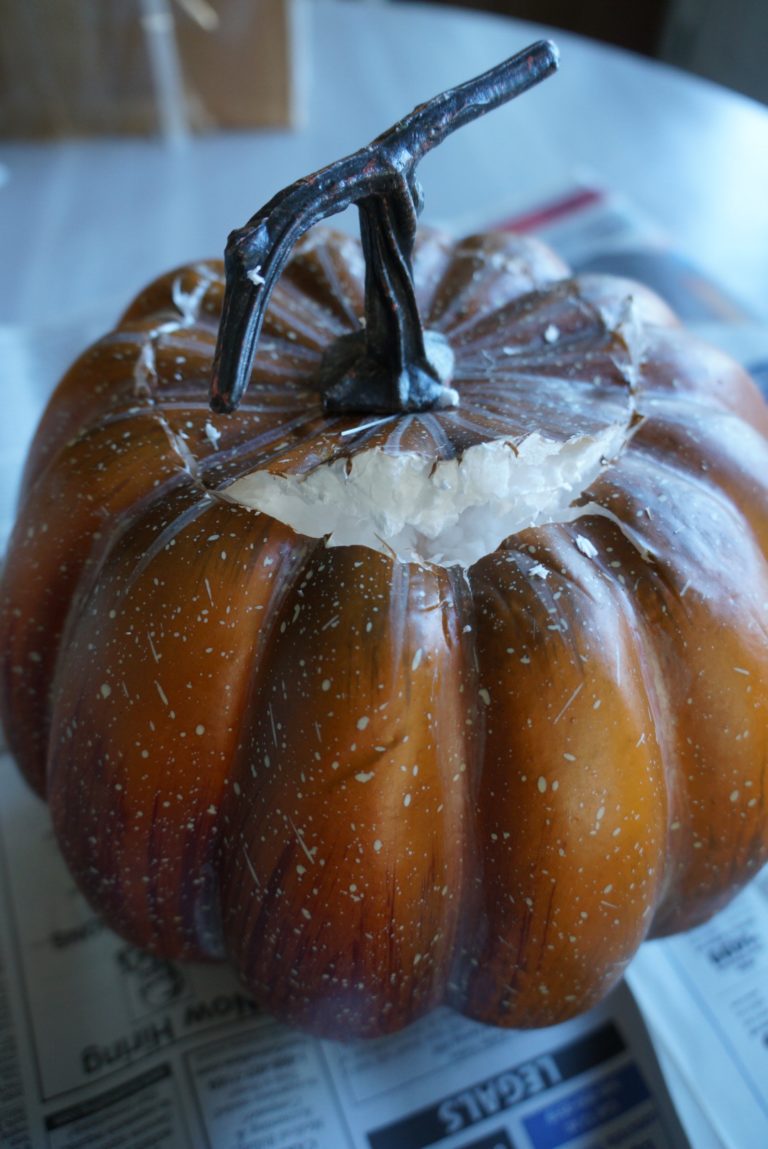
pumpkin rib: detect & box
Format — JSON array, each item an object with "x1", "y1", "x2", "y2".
[
  {"x1": 579, "y1": 454, "x2": 768, "y2": 933},
  {"x1": 626, "y1": 413, "x2": 768, "y2": 547},
  {"x1": 425, "y1": 232, "x2": 568, "y2": 331},
  {"x1": 48, "y1": 495, "x2": 317, "y2": 960},
  {"x1": 409, "y1": 231, "x2": 458, "y2": 321},
  {"x1": 440, "y1": 277, "x2": 607, "y2": 347},
  {"x1": 454, "y1": 533, "x2": 668, "y2": 1027},
  {"x1": 217, "y1": 549, "x2": 477, "y2": 1037},
  {"x1": 16, "y1": 324, "x2": 168, "y2": 490},
  {"x1": 260, "y1": 288, "x2": 349, "y2": 351},
  {"x1": 0, "y1": 419, "x2": 202, "y2": 795},
  {"x1": 279, "y1": 230, "x2": 366, "y2": 329},
  {"x1": 638, "y1": 325, "x2": 768, "y2": 427},
  {"x1": 119, "y1": 261, "x2": 224, "y2": 329}
]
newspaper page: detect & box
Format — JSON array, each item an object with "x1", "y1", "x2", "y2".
[
  {"x1": 2, "y1": 182, "x2": 767, "y2": 1149},
  {"x1": 628, "y1": 872, "x2": 768, "y2": 1149}
]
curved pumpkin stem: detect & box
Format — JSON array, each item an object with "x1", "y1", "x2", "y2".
[{"x1": 210, "y1": 39, "x2": 559, "y2": 416}]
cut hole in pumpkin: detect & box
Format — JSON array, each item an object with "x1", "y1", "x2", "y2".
[{"x1": 224, "y1": 423, "x2": 628, "y2": 568}]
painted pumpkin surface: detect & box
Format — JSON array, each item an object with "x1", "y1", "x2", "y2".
[{"x1": 2, "y1": 43, "x2": 768, "y2": 1039}]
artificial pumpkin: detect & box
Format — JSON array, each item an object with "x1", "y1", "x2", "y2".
[{"x1": 2, "y1": 43, "x2": 768, "y2": 1041}]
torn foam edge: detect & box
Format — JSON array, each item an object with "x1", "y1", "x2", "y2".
[{"x1": 223, "y1": 421, "x2": 634, "y2": 569}]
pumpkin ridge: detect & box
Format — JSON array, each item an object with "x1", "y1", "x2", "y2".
[
  {"x1": 627, "y1": 419, "x2": 768, "y2": 533},
  {"x1": 216, "y1": 549, "x2": 475, "y2": 1036},
  {"x1": 48, "y1": 502, "x2": 318, "y2": 961},
  {"x1": 576, "y1": 456, "x2": 768, "y2": 935},
  {"x1": 456, "y1": 537, "x2": 669, "y2": 1026},
  {"x1": 266, "y1": 269, "x2": 357, "y2": 345},
  {"x1": 0, "y1": 426, "x2": 202, "y2": 795},
  {"x1": 568, "y1": 523, "x2": 682, "y2": 937},
  {"x1": 204, "y1": 409, "x2": 337, "y2": 485},
  {"x1": 286, "y1": 231, "x2": 365, "y2": 328},
  {"x1": 119, "y1": 261, "x2": 225, "y2": 330},
  {"x1": 437, "y1": 276, "x2": 603, "y2": 345},
  {"x1": 424, "y1": 233, "x2": 568, "y2": 331}
]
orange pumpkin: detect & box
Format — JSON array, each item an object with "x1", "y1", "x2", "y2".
[{"x1": 2, "y1": 44, "x2": 768, "y2": 1039}]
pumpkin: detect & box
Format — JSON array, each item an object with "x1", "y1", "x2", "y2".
[{"x1": 2, "y1": 42, "x2": 768, "y2": 1041}]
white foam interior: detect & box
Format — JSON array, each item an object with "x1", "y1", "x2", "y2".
[{"x1": 224, "y1": 426, "x2": 628, "y2": 568}]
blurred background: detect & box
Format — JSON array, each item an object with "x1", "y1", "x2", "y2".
[
  {"x1": 0, "y1": 0, "x2": 765, "y2": 140},
  {"x1": 407, "y1": 0, "x2": 768, "y2": 106}
]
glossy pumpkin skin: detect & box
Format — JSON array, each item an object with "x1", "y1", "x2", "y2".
[{"x1": 2, "y1": 228, "x2": 768, "y2": 1039}]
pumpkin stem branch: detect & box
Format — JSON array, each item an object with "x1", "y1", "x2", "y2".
[{"x1": 210, "y1": 40, "x2": 559, "y2": 415}]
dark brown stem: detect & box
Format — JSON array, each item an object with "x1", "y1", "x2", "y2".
[{"x1": 210, "y1": 40, "x2": 559, "y2": 415}]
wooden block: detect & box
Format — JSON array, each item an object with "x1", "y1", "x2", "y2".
[{"x1": 0, "y1": 0, "x2": 296, "y2": 137}]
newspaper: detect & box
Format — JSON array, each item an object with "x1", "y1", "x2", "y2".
[
  {"x1": 629, "y1": 874, "x2": 768, "y2": 1149},
  {"x1": 2, "y1": 184, "x2": 768, "y2": 1149}
]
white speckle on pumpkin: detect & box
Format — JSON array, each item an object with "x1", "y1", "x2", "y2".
[
  {"x1": 356, "y1": 716, "x2": 369, "y2": 730},
  {"x1": 538, "y1": 777, "x2": 547, "y2": 793},
  {"x1": 355, "y1": 771, "x2": 374, "y2": 783},
  {"x1": 576, "y1": 535, "x2": 598, "y2": 558},
  {"x1": 100, "y1": 683, "x2": 111, "y2": 698},
  {"x1": 554, "y1": 683, "x2": 583, "y2": 723},
  {"x1": 411, "y1": 648, "x2": 423, "y2": 671}
]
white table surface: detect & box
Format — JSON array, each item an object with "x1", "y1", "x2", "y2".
[{"x1": 2, "y1": 0, "x2": 768, "y2": 341}]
